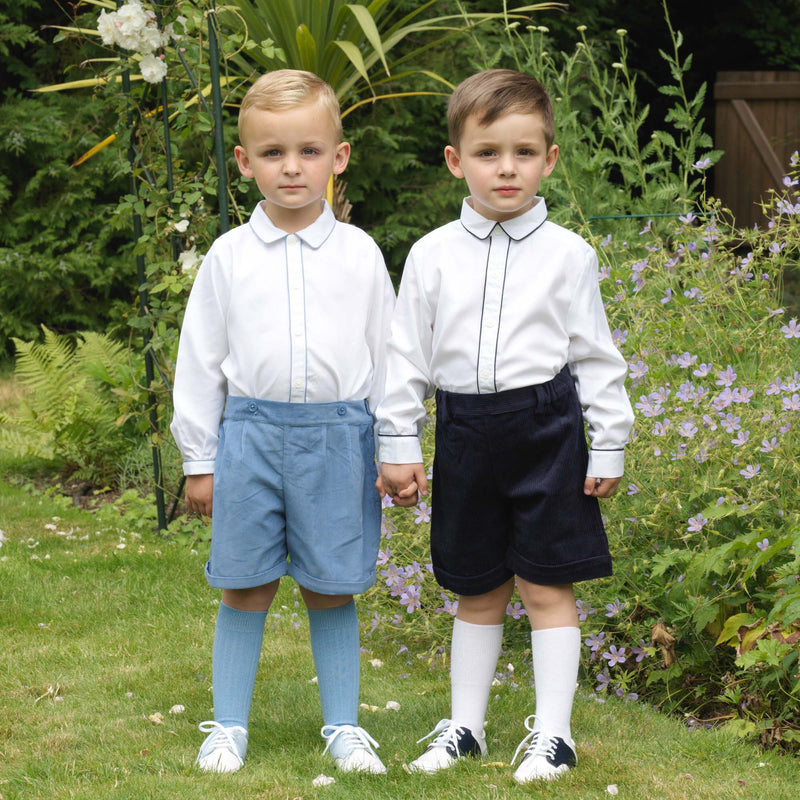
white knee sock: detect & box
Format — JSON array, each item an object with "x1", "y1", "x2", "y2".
[
  {"x1": 450, "y1": 618, "x2": 504, "y2": 735},
  {"x1": 530, "y1": 626, "x2": 581, "y2": 741}
]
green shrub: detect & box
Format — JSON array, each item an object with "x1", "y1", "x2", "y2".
[{"x1": 0, "y1": 328, "x2": 150, "y2": 486}]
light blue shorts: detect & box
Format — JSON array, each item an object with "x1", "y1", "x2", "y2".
[{"x1": 206, "y1": 396, "x2": 381, "y2": 595}]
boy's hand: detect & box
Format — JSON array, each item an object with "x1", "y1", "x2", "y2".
[
  {"x1": 186, "y1": 473, "x2": 214, "y2": 516},
  {"x1": 584, "y1": 476, "x2": 621, "y2": 498},
  {"x1": 381, "y1": 462, "x2": 428, "y2": 507}
]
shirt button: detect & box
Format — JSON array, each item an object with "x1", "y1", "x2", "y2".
[
  {"x1": 485, "y1": 319, "x2": 496, "y2": 328},
  {"x1": 294, "y1": 379, "x2": 303, "y2": 388}
]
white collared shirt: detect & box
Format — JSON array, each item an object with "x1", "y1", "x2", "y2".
[
  {"x1": 171, "y1": 201, "x2": 396, "y2": 475},
  {"x1": 376, "y1": 198, "x2": 633, "y2": 477}
]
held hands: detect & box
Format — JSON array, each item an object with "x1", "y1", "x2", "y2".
[
  {"x1": 584, "y1": 476, "x2": 621, "y2": 498},
  {"x1": 185, "y1": 473, "x2": 214, "y2": 517},
  {"x1": 376, "y1": 462, "x2": 428, "y2": 507}
]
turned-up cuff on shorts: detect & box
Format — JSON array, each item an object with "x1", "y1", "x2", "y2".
[{"x1": 509, "y1": 549, "x2": 613, "y2": 586}]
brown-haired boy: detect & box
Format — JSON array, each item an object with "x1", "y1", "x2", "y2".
[{"x1": 377, "y1": 69, "x2": 633, "y2": 783}]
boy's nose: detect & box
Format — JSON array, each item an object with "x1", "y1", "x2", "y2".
[
  {"x1": 282, "y1": 155, "x2": 301, "y2": 174},
  {"x1": 497, "y1": 155, "x2": 516, "y2": 176}
]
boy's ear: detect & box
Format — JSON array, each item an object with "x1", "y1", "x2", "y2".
[
  {"x1": 234, "y1": 145, "x2": 253, "y2": 178},
  {"x1": 543, "y1": 143, "x2": 559, "y2": 177},
  {"x1": 332, "y1": 141, "x2": 351, "y2": 176},
  {"x1": 444, "y1": 145, "x2": 464, "y2": 179}
]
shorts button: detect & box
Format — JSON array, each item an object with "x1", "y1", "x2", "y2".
[
  {"x1": 248, "y1": 402, "x2": 257, "y2": 413},
  {"x1": 337, "y1": 406, "x2": 346, "y2": 416}
]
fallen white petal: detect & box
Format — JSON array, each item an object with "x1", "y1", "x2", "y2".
[
  {"x1": 607, "y1": 785, "x2": 619, "y2": 796},
  {"x1": 385, "y1": 700, "x2": 401, "y2": 711},
  {"x1": 312, "y1": 774, "x2": 335, "y2": 787},
  {"x1": 369, "y1": 658, "x2": 383, "y2": 668},
  {"x1": 168, "y1": 704, "x2": 185, "y2": 715}
]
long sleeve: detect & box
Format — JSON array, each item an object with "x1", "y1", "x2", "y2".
[{"x1": 566, "y1": 247, "x2": 634, "y2": 478}]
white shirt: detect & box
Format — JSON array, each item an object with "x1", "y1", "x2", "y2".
[
  {"x1": 376, "y1": 198, "x2": 633, "y2": 477},
  {"x1": 171, "y1": 201, "x2": 396, "y2": 475}
]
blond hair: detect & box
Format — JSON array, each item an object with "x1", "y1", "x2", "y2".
[
  {"x1": 238, "y1": 69, "x2": 342, "y2": 143},
  {"x1": 447, "y1": 69, "x2": 554, "y2": 149}
]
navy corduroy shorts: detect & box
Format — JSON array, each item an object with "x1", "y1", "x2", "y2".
[{"x1": 431, "y1": 367, "x2": 612, "y2": 596}]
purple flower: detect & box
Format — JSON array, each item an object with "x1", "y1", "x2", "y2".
[
  {"x1": 731, "y1": 430, "x2": 750, "y2": 447},
  {"x1": 602, "y1": 645, "x2": 627, "y2": 667},
  {"x1": 739, "y1": 464, "x2": 761, "y2": 479},
  {"x1": 720, "y1": 412, "x2": 741, "y2": 433},
  {"x1": 585, "y1": 631, "x2": 606, "y2": 652},
  {"x1": 680, "y1": 211, "x2": 697, "y2": 225},
  {"x1": 693, "y1": 158, "x2": 711, "y2": 170},
  {"x1": 756, "y1": 538, "x2": 770, "y2": 551},
  {"x1": 605, "y1": 600, "x2": 625, "y2": 618},
  {"x1": 595, "y1": 669, "x2": 611, "y2": 692},
  {"x1": 676, "y1": 352, "x2": 698, "y2": 368},
  {"x1": 628, "y1": 360, "x2": 649, "y2": 381},
  {"x1": 506, "y1": 602, "x2": 527, "y2": 620},
  {"x1": 783, "y1": 394, "x2": 800, "y2": 412},
  {"x1": 399, "y1": 584, "x2": 422, "y2": 613},
  {"x1": 716, "y1": 365, "x2": 738, "y2": 387},
  {"x1": 627, "y1": 483, "x2": 640, "y2": 495},
  {"x1": 612, "y1": 328, "x2": 628, "y2": 347},
  {"x1": 760, "y1": 437, "x2": 778, "y2": 452},
  {"x1": 687, "y1": 513, "x2": 707, "y2": 532},
  {"x1": 413, "y1": 502, "x2": 431, "y2": 524},
  {"x1": 576, "y1": 599, "x2": 595, "y2": 621},
  {"x1": 782, "y1": 319, "x2": 800, "y2": 338},
  {"x1": 639, "y1": 219, "x2": 653, "y2": 234},
  {"x1": 382, "y1": 494, "x2": 395, "y2": 508},
  {"x1": 632, "y1": 640, "x2": 649, "y2": 662},
  {"x1": 693, "y1": 363, "x2": 713, "y2": 377},
  {"x1": 679, "y1": 420, "x2": 698, "y2": 438}
]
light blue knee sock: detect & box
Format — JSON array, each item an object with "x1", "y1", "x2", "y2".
[
  {"x1": 212, "y1": 602, "x2": 267, "y2": 730},
  {"x1": 307, "y1": 600, "x2": 360, "y2": 727}
]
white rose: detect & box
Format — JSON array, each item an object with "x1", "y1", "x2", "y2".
[
  {"x1": 140, "y1": 53, "x2": 167, "y2": 84},
  {"x1": 97, "y1": 10, "x2": 119, "y2": 46},
  {"x1": 178, "y1": 245, "x2": 201, "y2": 273}
]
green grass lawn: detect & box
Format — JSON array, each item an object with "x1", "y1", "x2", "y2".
[{"x1": 0, "y1": 478, "x2": 797, "y2": 800}]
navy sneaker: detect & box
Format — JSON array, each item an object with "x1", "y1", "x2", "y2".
[
  {"x1": 511, "y1": 716, "x2": 576, "y2": 783},
  {"x1": 407, "y1": 718, "x2": 487, "y2": 774}
]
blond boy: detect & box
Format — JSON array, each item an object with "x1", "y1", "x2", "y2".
[{"x1": 171, "y1": 69, "x2": 395, "y2": 775}]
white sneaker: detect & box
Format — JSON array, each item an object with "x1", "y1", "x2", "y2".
[
  {"x1": 321, "y1": 724, "x2": 386, "y2": 774},
  {"x1": 407, "y1": 718, "x2": 487, "y2": 774},
  {"x1": 195, "y1": 720, "x2": 248, "y2": 773},
  {"x1": 511, "y1": 716, "x2": 576, "y2": 783}
]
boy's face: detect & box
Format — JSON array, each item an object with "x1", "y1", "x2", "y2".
[
  {"x1": 444, "y1": 112, "x2": 558, "y2": 222},
  {"x1": 234, "y1": 101, "x2": 349, "y2": 233}
]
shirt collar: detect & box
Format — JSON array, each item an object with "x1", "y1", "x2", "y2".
[
  {"x1": 248, "y1": 200, "x2": 337, "y2": 249},
  {"x1": 459, "y1": 196, "x2": 548, "y2": 241}
]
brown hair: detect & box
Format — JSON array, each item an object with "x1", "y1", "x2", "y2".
[
  {"x1": 447, "y1": 69, "x2": 554, "y2": 148},
  {"x1": 238, "y1": 69, "x2": 342, "y2": 144}
]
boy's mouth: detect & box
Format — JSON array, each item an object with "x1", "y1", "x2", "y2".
[{"x1": 495, "y1": 186, "x2": 520, "y2": 196}]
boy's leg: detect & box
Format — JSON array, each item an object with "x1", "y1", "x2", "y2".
[
  {"x1": 304, "y1": 589, "x2": 385, "y2": 775},
  {"x1": 196, "y1": 582, "x2": 277, "y2": 773},
  {"x1": 511, "y1": 580, "x2": 580, "y2": 783},
  {"x1": 409, "y1": 581, "x2": 512, "y2": 774}
]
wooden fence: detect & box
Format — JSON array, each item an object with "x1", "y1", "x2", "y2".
[{"x1": 714, "y1": 71, "x2": 800, "y2": 228}]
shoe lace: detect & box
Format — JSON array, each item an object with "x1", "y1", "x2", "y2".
[
  {"x1": 510, "y1": 715, "x2": 557, "y2": 766},
  {"x1": 321, "y1": 724, "x2": 380, "y2": 756},
  {"x1": 197, "y1": 720, "x2": 246, "y2": 761},
  {"x1": 416, "y1": 718, "x2": 462, "y2": 748}
]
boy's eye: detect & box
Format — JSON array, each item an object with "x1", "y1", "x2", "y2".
[
  {"x1": 265, "y1": 149, "x2": 281, "y2": 157},
  {"x1": 478, "y1": 149, "x2": 496, "y2": 158},
  {"x1": 518, "y1": 149, "x2": 535, "y2": 157},
  {"x1": 302, "y1": 147, "x2": 319, "y2": 156}
]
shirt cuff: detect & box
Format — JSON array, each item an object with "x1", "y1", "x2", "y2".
[
  {"x1": 183, "y1": 459, "x2": 216, "y2": 476},
  {"x1": 586, "y1": 448, "x2": 625, "y2": 479},
  {"x1": 378, "y1": 435, "x2": 423, "y2": 465}
]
